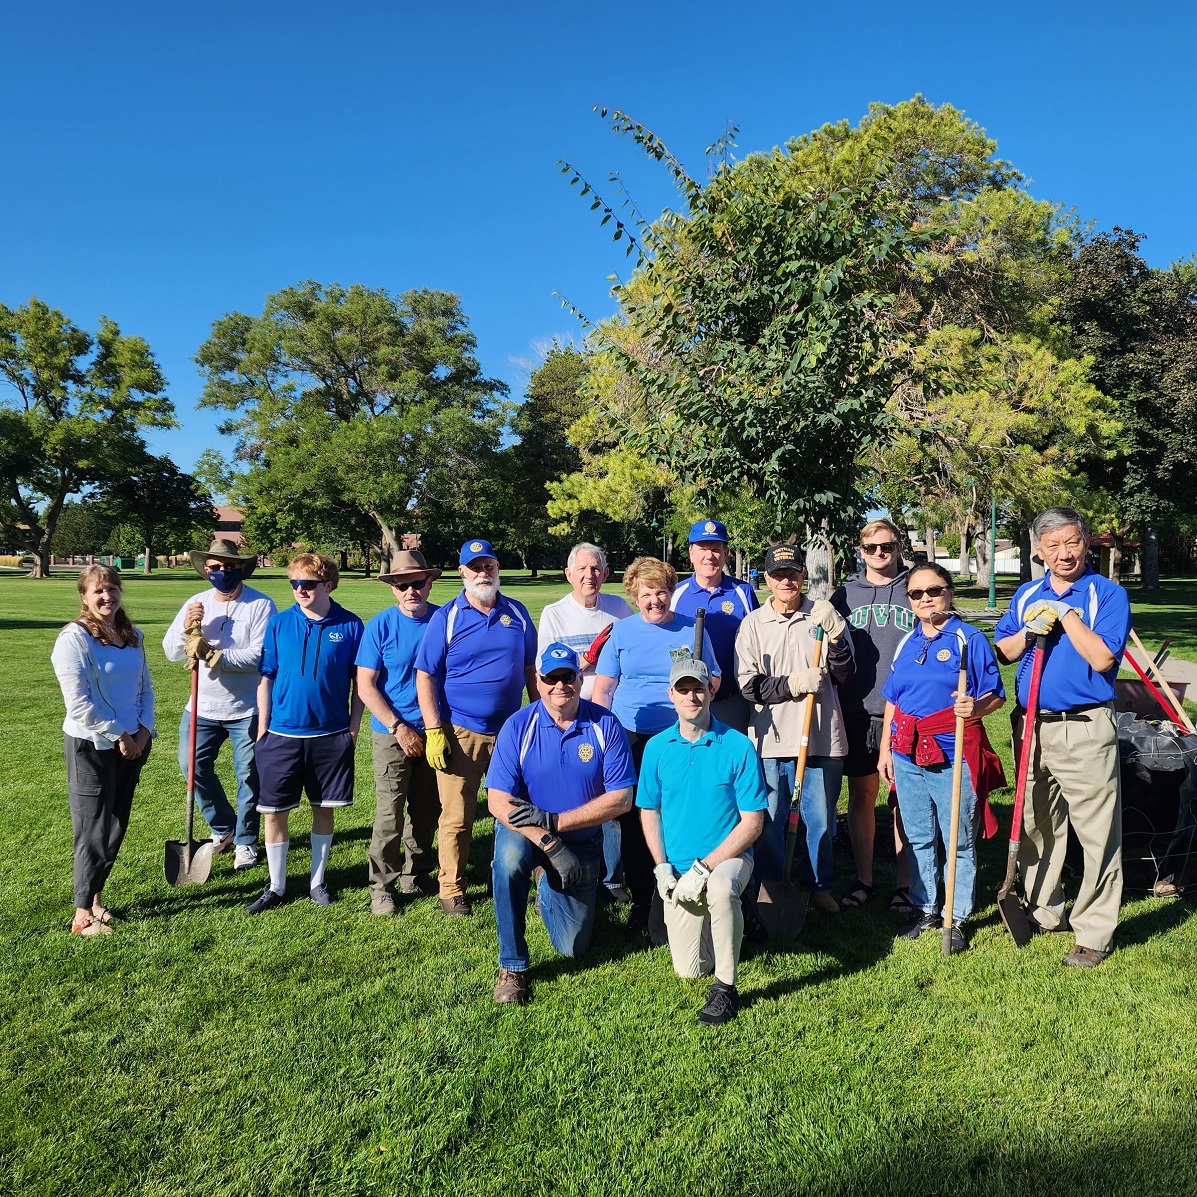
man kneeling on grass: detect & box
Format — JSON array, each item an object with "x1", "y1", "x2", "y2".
[
  {"x1": 487, "y1": 643, "x2": 635, "y2": 1005},
  {"x1": 638, "y1": 659, "x2": 767, "y2": 1025}
]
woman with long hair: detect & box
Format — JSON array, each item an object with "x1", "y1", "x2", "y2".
[{"x1": 50, "y1": 565, "x2": 155, "y2": 935}]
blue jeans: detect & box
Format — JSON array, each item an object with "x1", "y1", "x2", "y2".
[
  {"x1": 601, "y1": 819, "x2": 624, "y2": 889},
  {"x1": 178, "y1": 709, "x2": 260, "y2": 846},
  {"x1": 759, "y1": 756, "x2": 844, "y2": 893},
  {"x1": 492, "y1": 820, "x2": 603, "y2": 972},
  {"x1": 892, "y1": 754, "x2": 977, "y2": 921}
]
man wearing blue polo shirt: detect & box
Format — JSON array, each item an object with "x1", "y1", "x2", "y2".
[
  {"x1": 487, "y1": 643, "x2": 636, "y2": 1004},
  {"x1": 994, "y1": 507, "x2": 1131, "y2": 967},
  {"x1": 639, "y1": 658, "x2": 767, "y2": 1025},
  {"x1": 671, "y1": 519, "x2": 758, "y2": 734},
  {"x1": 416, "y1": 539, "x2": 538, "y2": 916}
]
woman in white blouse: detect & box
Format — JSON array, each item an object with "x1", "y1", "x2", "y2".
[{"x1": 50, "y1": 565, "x2": 155, "y2": 935}]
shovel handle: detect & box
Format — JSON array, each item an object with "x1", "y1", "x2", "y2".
[
  {"x1": 1127, "y1": 628, "x2": 1194, "y2": 733},
  {"x1": 184, "y1": 664, "x2": 200, "y2": 865},
  {"x1": 693, "y1": 606, "x2": 705, "y2": 660},
  {"x1": 942, "y1": 639, "x2": 969, "y2": 955},
  {"x1": 1000, "y1": 636, "x2": 1045, "y2": 899},
  {"x1": 783, "y1": 627, "x2": 825, "y2": 881}
]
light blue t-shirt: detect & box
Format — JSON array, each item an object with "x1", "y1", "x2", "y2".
[
  {"x1": 594, "y1": 613, "x2": 721, "y2": 734},
  {"x1": 356, "y1": 602, "x2": 439, "y2": 733},
  {"x1": 635, "y1": 719, "x2": 767, "y2": 872}
]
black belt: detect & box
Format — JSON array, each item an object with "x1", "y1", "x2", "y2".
[{"x1": 1023, "y1": 702, "x2": 1109, "y2": 722}]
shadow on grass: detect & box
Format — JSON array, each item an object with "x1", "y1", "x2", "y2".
[{"x1": 0, "y1": 617, "x2": 71, "y2": 630}]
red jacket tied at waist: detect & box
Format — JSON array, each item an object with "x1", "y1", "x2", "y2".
[{"x1": 890, "y1": 705, "x2": 1006, "y2": 839}]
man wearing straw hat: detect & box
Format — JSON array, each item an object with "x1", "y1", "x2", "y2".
[
  {"x1": 356, "y1": 550, "x2": 443, "y2": 914},
  {"x1": 163, "y1": 537, "x2": 276, "y2": 870}
]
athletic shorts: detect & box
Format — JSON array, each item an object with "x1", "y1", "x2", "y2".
[
  {"x1": 254, "y1": 730, "x2": 355, "y2": 812},
  {"x1": 843, "y1": 712, "x2": 885, "y2": 779}
]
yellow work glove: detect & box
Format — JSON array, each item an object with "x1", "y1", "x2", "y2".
[
  {"x1": 184, "y1": 623, "x2": 222, "y2": 668},
  {"x1": 425, "y1": 726, "x2": 451, "y2": 771}
]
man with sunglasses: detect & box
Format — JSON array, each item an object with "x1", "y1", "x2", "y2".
[
  {"x1": 831, "y1": 519, "x2": 915, "y2": 913},
  {"x1": 356, "y1": 550, "x2": 443, "y2": 914},
  {"x1": 487, "y1": 643, "x2": 635, "y2": 1004}
]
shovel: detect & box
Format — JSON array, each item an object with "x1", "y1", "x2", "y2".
[
  {"x1": 758, "y1": 626, "x2": 825, "y2": 942},
  {"x1": 996, "y1": 634, "x2": 1045, "y2": 946},
  {"x1": 164, "y1": 662, "x2": 215, "y2": 886},
  {"x1": 941, "y1": 639, "x2": 969, "y2": 956}
]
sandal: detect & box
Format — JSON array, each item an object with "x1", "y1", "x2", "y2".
[
  {"x1": 888, "y1": 887, "x2": 915, "y2": 916},
  {"x1": 71, "y1": 915, "x2": 113, "y2": 937},
  {"x1": 840, "y1": 881, "x2": 875, "y2": 909},
  {"x1": 91, "y1": 906, "x2": 119, "y2": 926}
]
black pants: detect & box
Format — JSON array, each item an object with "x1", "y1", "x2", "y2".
[{"x1": 65, "y1": 735, "x2": 149, "y2": 908}]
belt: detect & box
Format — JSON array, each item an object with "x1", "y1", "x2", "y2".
[{"x1": 1023, "y1": 702, "x2": 1110, "y2": 722}]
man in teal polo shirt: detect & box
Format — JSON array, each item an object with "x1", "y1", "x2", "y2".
[{"x1": 638, "y1": 658, "x2": 767, "y2": 1025}]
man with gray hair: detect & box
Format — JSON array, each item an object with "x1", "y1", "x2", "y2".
[{"x1": 994, "y1": 507, "x2": 1131, "y2": 967}]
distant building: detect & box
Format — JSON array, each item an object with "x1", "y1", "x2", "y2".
[{"x1": 214, "y1": 506, "x2": 245, "y2": 547}]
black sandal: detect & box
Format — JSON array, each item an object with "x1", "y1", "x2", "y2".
[
  {"x1": 840, "y1": 881, "x2": 875, "y2": 909},
  {"x1": 888, "y1": 887, "x2": 915, "y2": 915}
]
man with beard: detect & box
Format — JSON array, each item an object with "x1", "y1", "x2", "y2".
[{"x1": 416, "y1": 539, "x2": 538, "y2": 916}]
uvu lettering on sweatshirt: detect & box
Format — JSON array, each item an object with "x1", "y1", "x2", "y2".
[{"x1": 849, "y1": 605, "x2": 916, "y2": 631}]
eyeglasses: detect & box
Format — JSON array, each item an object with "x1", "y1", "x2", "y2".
[
  {"x1": 861, "y1": 541, "x2": 899, "y2": 556},
  {"x1": 290, "y1": 578, "x2": 324, "y2": 591},
  {"x1": 393, "y1": 579, "x2": 429, "y2": 592},
  {"x1": 907, "y1": 585, "x2": 948, "y2": 601},
  {"x1": 541, "y1": 671, "x2": 578, "y2": 686}
]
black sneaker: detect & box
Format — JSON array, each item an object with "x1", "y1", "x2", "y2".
[
  {"x1": 898, "y1": 910, "x2": 940, "y2": 940},
  {"x1": 246, "y1": 888, "x2": 284, "y2": 915},
  {"x1": 310, "y1": 884, "x2": 333, "y2": 906},
  {"x1": 947, "y1": 920, "x2": 968, "y2": 953},
  {"x1": 602, "y1": 885, "x2": 633, "y2": 905},
  {"x1": 697, "y1": 981, "x2": 740, "y2": 1026}
]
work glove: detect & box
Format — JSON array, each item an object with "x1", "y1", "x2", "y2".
[
  {"x1": 183, "y1": 624, "x2": 223, "y2": 668},
  {"x1": 654, "y1": 862, "x2": 679, "y2": 901},
  {"x1": 787, "y1": 667, "x2": 823, "y2": 697},
  {"x1": 809, "y1": 599, "x2": 847, "y2": 642},
  {"x1": 425, "y1": 727, "x2": 451, "y2": 771},
  {"x1": 506, "y1": 797, "x2": 558, "y2": 834},
  {"x1": 1023, "y1": 598, "x2": 1077, "y2": 636},
  {"x1": 543, "y1": 836, "x2": 583, "y2": 890},
  {"x1": 584, "y1": 622, "x2": 614, "y2": 666},
  {"x1": 670, "y1": 859, "x2": 711, "y2": 906}
]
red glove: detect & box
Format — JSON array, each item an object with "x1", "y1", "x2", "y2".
[{"x1": 584, "y1": 622, "x2": 614, "y2": 666}]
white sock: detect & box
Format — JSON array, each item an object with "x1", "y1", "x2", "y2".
[
  {"x1": 265, "y1": 840, "x2": 288, "y2": 895},
  {"x1": 310, "y1": 832, "x2": 333, "y2": 890}
]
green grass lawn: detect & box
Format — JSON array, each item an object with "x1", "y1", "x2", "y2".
[{"x1": 3, "y1": 569, "x2": 1197, "y2": 1197}]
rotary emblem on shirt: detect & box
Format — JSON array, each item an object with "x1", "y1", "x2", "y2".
[
  {"x1": 936, "y1": 648, "x2": 951, "y2": 662},
  {"x1": 499, "y1": 614, "x2": 512, "y2": 627},
  {"x1": 578, "y1": 742, "x2": 595, "y2": 763},
  {"x1": 721, "y1": 600, "x2": 734, "y2": 614}
]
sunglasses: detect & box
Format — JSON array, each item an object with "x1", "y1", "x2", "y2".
[
  {"x1": 541, "y1": 671, "x2": 578, "y2": 686},
  {"x1": 907, "y1": 585, "x2": 949, "y2": 601},
  {"x1": 861, "y1": 541, "x2": 899, "y2": 556},
  {"x1": 290, "y1": 578, "x2": 325, "y2": 590},
  {"x1": 393, "y1": 579, "x2": 429, "y2": 592}
]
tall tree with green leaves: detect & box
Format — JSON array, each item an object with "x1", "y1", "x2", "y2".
[{"x1": 0, "y1": 298, "x2": 173, "y2": 576}]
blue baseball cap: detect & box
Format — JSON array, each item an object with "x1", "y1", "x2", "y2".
[
  {"x1": 539, "y1": 642, "x2": 581, "y2": 676},
  {"x1": 459, "y1": 538, "x2": 498, "y2": 566},
  {"x1": 688, "y1": 519, "x2": 728, "y2": 545}
]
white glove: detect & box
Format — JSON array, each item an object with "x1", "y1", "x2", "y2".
[
  {"x1": 1023, "y1": 598, "x2": 1077, "y2": 635},
  {"x1": 809, "y1": 599, "x2": 847, "y2": 642},
  {"x1": 670, "y1": 859, "x2": 711, "y2": 905},
  {"x1": 788, "y1": 667, "x2": 823, "y2": 697},
  {"x1": 654, "y1": 862, "x2": 679, "y2": 901}
]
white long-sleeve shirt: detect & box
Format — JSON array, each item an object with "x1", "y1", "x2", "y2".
[{"x1": 162, "y1": 586, "x2": 277, "y2": 721}]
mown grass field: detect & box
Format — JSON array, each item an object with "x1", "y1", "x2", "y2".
[{"x1": 3, "y1": 569, "x2": 1197, "y2": 1197}]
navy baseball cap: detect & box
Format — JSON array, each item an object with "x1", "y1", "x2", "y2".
[
  {"x1": 688, "y1": 519, "x2": 728, "y2": 544},
  {"x1": 459, "y1": 538, "x2": 498, "y2": 566},
  {"x1": 539, "y1": 642, "x2": 581, "y2": 676},
  {"x1": 764, "y1": 543, "x2": 807, "y2": 573}
]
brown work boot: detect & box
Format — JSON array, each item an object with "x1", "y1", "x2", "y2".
[
  {"x1": 439, "y1": 896, "x2": 472, "y2": 917},
  {"x1": 370, "y1": 892, "x2": 398, "y2": 916},
  {"x1": 811, "y1": 891, "x2": 840, "y2": 916},
  {"x1": 1062, "y1": 945, "x2": 1109, "y2": 968},
  {"x1": 493, "y1": 968, "x2": 531, "y2": 1005}
]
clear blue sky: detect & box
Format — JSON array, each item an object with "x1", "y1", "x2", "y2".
[{"x1": 4, "y1": 1, "x2": 1194, "y2": 473}]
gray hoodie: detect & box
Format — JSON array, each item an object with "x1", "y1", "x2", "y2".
[{"x1": 831, "y1": 568, "x2": 914, "y2": 716}]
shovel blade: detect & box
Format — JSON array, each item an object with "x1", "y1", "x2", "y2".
[
  {"x1": 756, "y1": 880, "x2": 810, "y2": 943},
  {"x1": 164, "y1": 840, "x2": 214, "y2": 887},
  {"x1": 997, "y1": 888, "x2": 1034, "y2": 948}
]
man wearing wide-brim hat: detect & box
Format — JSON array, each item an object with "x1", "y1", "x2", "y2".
[
  {"x1": 163, "y1": 538, "x2": 277, "y2": 870},
  {"x1": 355, "y1": 550, "x2": 444, "y2": 913}
]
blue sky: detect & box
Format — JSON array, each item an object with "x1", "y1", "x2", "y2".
[{"x1": 4, "y1": 1, "x2": 1194, "y2": 475}]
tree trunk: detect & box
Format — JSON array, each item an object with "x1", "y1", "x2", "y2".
[
  {"x1": 363, "y1": 542, "x2": 372, "y2": 578},
  {"x1": 958, "y1": 520, "x2": 970, "y2": 580},
  {"x1": 974, "y1": 521, "x2": 992, "y2": 591},
  {"x1": 338, "y1": 549, "x2": 348, "y2": 571},
  {"x1": 371, "y1": 512, "x2": 403, "y2": 560},
  {"x1": 805, "y1": 531, "x2": 835, "y2": 601},
  {"x1": 734, "y1": 548, "x2": 745, "y2": 579},
  {"x1": 1109, "y1": 535, "x2": 1123, "y2": 584},
  {"x1": 143, "y1": 543, "x2": 152, "y2": 574},
  {"x1": 924, "y1": 521, "x2": 936, "y2": 565},
  {"x1": 1142, "y1": 519, "x2": 1161, "y2": 591},
  {"x1": 1019, "y1": 522, "x2": 1034, "y2": 583}
]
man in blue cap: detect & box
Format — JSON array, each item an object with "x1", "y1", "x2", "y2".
[
  {"x1": 416, "y1": 539, "x2": 538, "y2": 916},
  {"x1": 487, "y1": 642, "x2": 636, "y2": 1004},
  {"x1": 671, "y1": 519, "x2": 759, "y2": 734}
]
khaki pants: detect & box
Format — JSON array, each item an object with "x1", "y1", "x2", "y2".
[
  {"x1": 1014, "y1": 705, "x2": 1123, "y2": 953},
  {"x1": 368, "y1": 731, "x2": 441, "y2": 897},
  {"x1": 663, "y1": 855, "x2": 754, "y2": 985},
  {"x1": 434, "y1": 724, "x2": 495, "y2": 900}
]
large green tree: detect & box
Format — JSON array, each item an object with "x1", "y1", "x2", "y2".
[{"x1": 0, "y1": 299, "x2": 173, "y2": 576}]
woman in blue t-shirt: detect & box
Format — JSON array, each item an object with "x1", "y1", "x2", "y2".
[{"x1": 877, "y1": 563, "x2": 1005, "y2": 952}]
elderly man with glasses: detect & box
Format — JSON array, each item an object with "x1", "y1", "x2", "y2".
[
  {"x1": 356, "y1": 550, "x2": 444, "y2": 914},
  {"x1": 487, "y1": 643, "x2": 635, "y2": 1004}
]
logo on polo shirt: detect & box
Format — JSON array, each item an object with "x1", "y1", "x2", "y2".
[
  {"x1": 721, "y1": 600, "x2": 734, "y2": 614},
  {"x1": 499, "y1": 614, "x2": 512, "y2": 627},
  {"x1": 470, "y1": 541, "x2": 483, "y2": 552},
  {"x1": 578, "y1": 742, "x2": 595, "y2": 762},
  {"x1": 936, "y1": 648, "x2": 951, "y2": 661},
  {"x1": 704, "y1": 521, "x2": 716, "y2": 534},
  {"x1": 329, "y1": 631, "x2": 344, "y2": 642}
]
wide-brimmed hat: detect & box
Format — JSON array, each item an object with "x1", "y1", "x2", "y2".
[
  {"x1": 189, "y1": 538, "x2": 258, "y2": 580},
  {"x1": 377, "y1": 549, "x2": 442, "y2": 585}
]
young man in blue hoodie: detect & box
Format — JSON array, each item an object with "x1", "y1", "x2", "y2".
[{"x1": 247, "y1": 552, "x2": 364, "y2": 913}]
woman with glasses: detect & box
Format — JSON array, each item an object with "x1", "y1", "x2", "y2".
[
  {"x1": 356, "y1": 550, "x2": 443, "y2": 914},
  {"x1": 876, "y1": 563, "x2": 1005, "y2": 951}
]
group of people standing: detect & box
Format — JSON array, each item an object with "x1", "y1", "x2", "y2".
[{"x1": 50, "y1": 504, "x2": 1133, "y2": 1025}]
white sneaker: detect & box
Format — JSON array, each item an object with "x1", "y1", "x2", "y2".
[
  {"x1": 210, "y1": 830, "x2": 236, "y2": 854},
  {"x1": 233, "y1": 844, "x2": 259, "y2": 870}
]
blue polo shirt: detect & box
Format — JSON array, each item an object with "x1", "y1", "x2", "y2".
[
  {"x1": 636, "y1": 719, "x2": 767, "y2": 871},
  {"x1": 594, "y1": 613, "x2": 721, "y2": 734},
  {"x1": 994, "y1": 568, "x2": 1131, "y2": 710},
  {"x1": 260, "y1": 600, "x2": 365, "y2": 736},
  {"x1": 671, "y1": 575, "x2": 758, "y2": 698},
  {"x1": 356, "y1": 602, "x2": 440, "y2": 733},
  {"x1": 881, "y1": 617, "x2": 1004, "y2": 763},
  {"x1": 414, "y1": 591, "x2": 537, "y2": 734},
  {"x1": 488, "y1": 698, "x2": 636, "y2": 845}
]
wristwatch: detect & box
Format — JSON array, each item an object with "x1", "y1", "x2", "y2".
[
  {"x1": 538, "y1": 832, "x2": 557, "y2": 851},
  {"x1": 388, "y1": 718, "x2": 402, "y2": 735}
]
